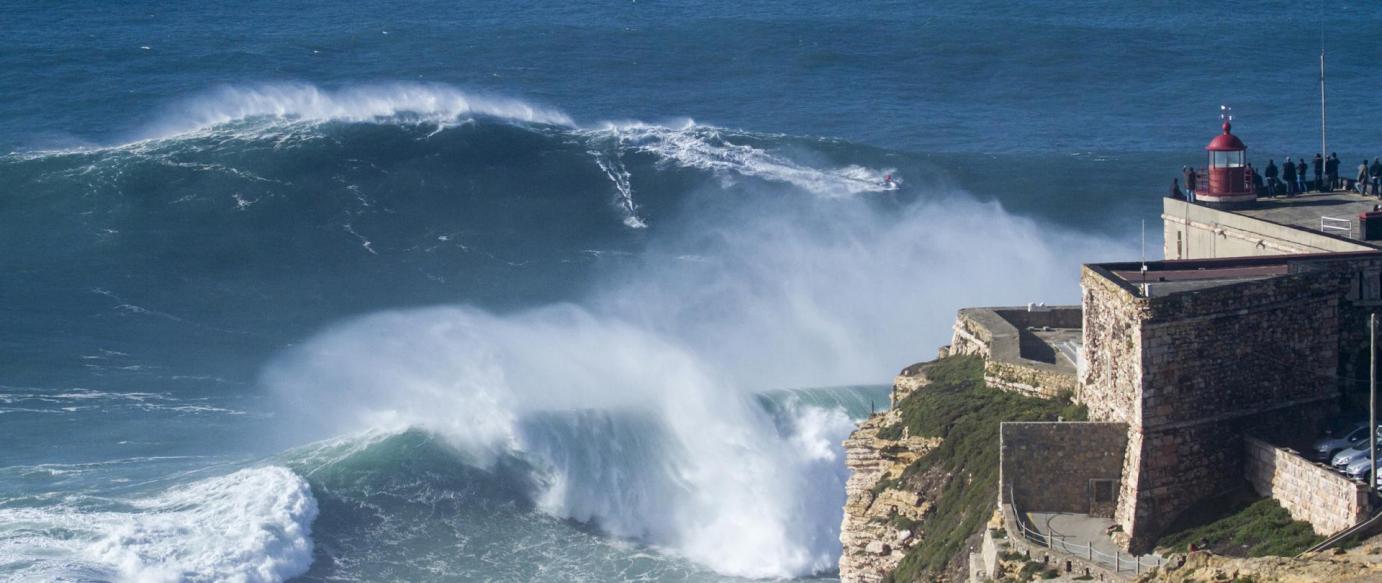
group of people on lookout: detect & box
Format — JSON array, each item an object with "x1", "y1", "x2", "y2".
[{"x1": 1171, "y1": 153, "x2": 1382, "y2": 201}]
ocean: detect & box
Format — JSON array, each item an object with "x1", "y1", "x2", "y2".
[{"x1": 2, "y1": 2, "x2": 1380, "y2": 581}]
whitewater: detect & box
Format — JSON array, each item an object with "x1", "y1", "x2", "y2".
[
  {"x1": 15, "y1": 1, "x2": 1382, "y2": 578},
  {"x1": 0, "y1": 80, "x2": 1135, "y2": 581}
]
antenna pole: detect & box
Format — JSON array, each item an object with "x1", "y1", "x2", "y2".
[
  {"x1": 1140, "y1": 220, "x2": 1148, "y2": 292},
  {"x1": 1371, "y1": 313, "x2": 1376, "y2": 492},
  {"x1": 1321, "y1": 21, "x2": 1328, "y2": 179}
]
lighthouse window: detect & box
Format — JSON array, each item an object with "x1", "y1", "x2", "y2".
[{"x1": 1212, "y1": 150, "x2": 1244, "y2": 168}]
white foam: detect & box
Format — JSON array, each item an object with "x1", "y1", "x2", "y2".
[
  {"x1": 143, "y1": 82, "x2": 574, "y2": 140},
  {"x1": 582, "y1": 122, "x2": 896, "y2": 197},
  {"x1": 0, "y1": 466, "x2": 318, "y2": 583},
  {"x1": 588, "y1": 149, "x2": 648, "y2": 229}
]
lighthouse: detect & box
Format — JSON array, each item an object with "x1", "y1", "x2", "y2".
[{"x1": 1199, "y1": 107, "x2": 1254, "y2": 205}]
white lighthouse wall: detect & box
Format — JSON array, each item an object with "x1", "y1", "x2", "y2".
[{"x1": 1161, "y1": 198, "x2": 1371, "y2": 260}]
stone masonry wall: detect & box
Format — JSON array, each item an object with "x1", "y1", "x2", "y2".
[
  {"x1": 1244, "y1": 436, "x2": 1371, "y2": 536},
  {"x1": 1079, "y1": 256, "x2": 1382, "y2": 552},
  {"x1": 1120, "y1": 273, "x2": 1342, "y2": 546},
  {"x1": 984, "y1": 360, "x2": 1079, "y2": 400},
  {"x1": 1077, "y1": 268, "x2": 1142, "y2": 426},
  {"x1": 1000, "y1": 422, "x2": 1128, "y2": 518}
]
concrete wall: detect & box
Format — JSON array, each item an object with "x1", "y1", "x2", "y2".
[
  {"x1": 1162, "y1": 198, "x2": 1371, "y2": 260},
  {"x1": 1001, "y1": 422, "x2": 1128, "y2": 517},
  {"x1": 1078, "y1": 255, "x2": 1382, "y2": 551},
  {"x1": 1244, "y1": 436, "x2": 1371, "y2": 536},
  {"x1": 949, "y1": 307, "x2": 1081, "y2": 399}
]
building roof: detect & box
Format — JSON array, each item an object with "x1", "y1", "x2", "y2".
[
  {"x1": 1221, "y1": 191, "x2": 1382, "y2": 249},
  {"x1": 1089, "y1": 250, "x2": 1382, "y2": 298}
]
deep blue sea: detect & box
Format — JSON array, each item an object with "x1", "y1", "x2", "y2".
[{"x1": 3, "y1": 2, "x2": 1381, "y2": 581}]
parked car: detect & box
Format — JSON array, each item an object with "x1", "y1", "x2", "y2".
[
  {"x1": 1332, "y1": 437, "x2": 1377, "y2": 469},
  {"x1": 1344, "y1": 455, "x2": 1382, "y2": 481},
  {"x1": 1314, "y1": 421, "x2": 1373, "y2": 462}
]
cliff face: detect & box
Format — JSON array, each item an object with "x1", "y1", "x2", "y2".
[
  {"x1": 839, "y1": 372, "x2": 940, "y2": 583},
  {"x1": 840, "y1": 355, "x2": 1086, "y2": 583},
  {"x1": 1134, "y1": 541, "x2": 1382, "y2": 583}
]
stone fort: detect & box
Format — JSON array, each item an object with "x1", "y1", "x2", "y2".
[{"x1": 978, "y1": 121, "x2": 1382, "y2": 559}]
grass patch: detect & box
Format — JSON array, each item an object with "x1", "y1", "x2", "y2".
[
  {"x1": 1155, "y1": 494, "x2": 1323, "y2": 557},
  {"x1": 890, "y1": 511, "x2": 920, "y2": 533},
  {"x1": 879, "y1": 355, "x2": 1085, "y2": 582},
  {"x1": 877, "y1": 423, "x2": 903, "y2": 441}
]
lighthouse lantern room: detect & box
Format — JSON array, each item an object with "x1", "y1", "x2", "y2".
[{"x1": 1200, "y1": 106, "x2": 1255, "y2": 205}]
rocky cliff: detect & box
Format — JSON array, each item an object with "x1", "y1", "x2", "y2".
[
  {"x1": 839, "y1": 404, "x2": 940, "y2": 583},
  {"x1": 839, "y1": 355, "x2": 1086, "y2": 583},
  {"x1": 1133, "y1": 541, "x2": 1382, "y2": 583}
]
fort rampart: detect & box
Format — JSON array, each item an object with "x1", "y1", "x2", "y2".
[{"x1": 948, "y1": 307, "x2": 1080, "y2": 399}]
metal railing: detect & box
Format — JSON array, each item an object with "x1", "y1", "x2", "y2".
[
  {"x1": 1298, "y1": 506, "x2": 1382, "y2": 557},
  {"x1": 1321, "y1": 216, "x2": 1353, "y2": 238},
  {"x1": 1007, "y1": 487, "x2": 1163, "y2": 576}
]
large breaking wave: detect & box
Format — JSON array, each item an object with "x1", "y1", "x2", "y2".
[
  {"x1": 265, "y1": 306, "x2": 857, "y2": 577},
  {"x1": 10, "y1": 82, "x2": 897, "y2": 231},
  {"x1": 1, "y1": 82, "x2": 1134, "y2": 580}
]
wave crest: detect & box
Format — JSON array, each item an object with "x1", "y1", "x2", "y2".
[{"x1": 144, "y1": 82, "x2": 574, "y2": 140}]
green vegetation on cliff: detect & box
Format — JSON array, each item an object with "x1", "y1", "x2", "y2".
[
  {"x1": 1156, "y1": 494, "x2": 1323, "y2": 557},
  {"x1": 880, "y1": 355, "x2": 1086, "y2": 582}
]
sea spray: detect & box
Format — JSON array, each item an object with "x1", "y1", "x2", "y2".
[{"x1": 264, "y1": 305, "x2": 851, "y2": 577}]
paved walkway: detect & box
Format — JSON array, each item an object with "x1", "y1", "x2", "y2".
[{"x1": 1026, "y1": 512, "x2": 1163, "y2": 574}]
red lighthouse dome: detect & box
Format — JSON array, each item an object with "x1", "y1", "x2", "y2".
[
  {"x1": 1199, "y1": 115, "x2": 1254, "y2": 205},
  {"x1": 1207, "y1": 121, "x2": 1247, "y2": 152}
]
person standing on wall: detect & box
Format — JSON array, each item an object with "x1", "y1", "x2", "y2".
[
  {"x1": 1249, "y1": 162, "x2": 1264, "y2": 195},
  {"x1": 1265, "y1": 159, "x2": 1280, "y2": 196},
  {"x1": 1326, "y1": 153, "x2": 1340, "y2": 191},
  {"x1": 1282, "y1": 156, "x2": 1297, "y2": 196},
  {"x1": 1358, "y1": 160, "x2": 1371, "y2": 194},
  {"x1": 1182, "y1": 165, "x2": 1197, "y2": 201},
  {"x1": 1296, "y1": 158, "x2": 1308, "y2": 194},
  {"x1": 1371, "y1": 158, "x2": 1382, "y2": 196},
  {"x1": 1313, "y1": 153, "x2": 1324, "y2": 192}
]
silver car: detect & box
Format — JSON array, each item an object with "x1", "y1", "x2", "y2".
[
  {"x1": 1314, "y1": 422, "x2": 1372, "y2": 461},
  {"x1": 1332, "y1": 437, "x2": 1376, "y2": 469},
  {"x1": 1344, "y1": 455, "x2": 1382, "y2": 481}
]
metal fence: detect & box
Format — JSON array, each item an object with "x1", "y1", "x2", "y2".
[
  {"x1": 1321, "y1": 215, "x2": 1353, "y2": 237},
  {"x1": 1007, "y1": 487, "x2": 1163, "y2": 576}
]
